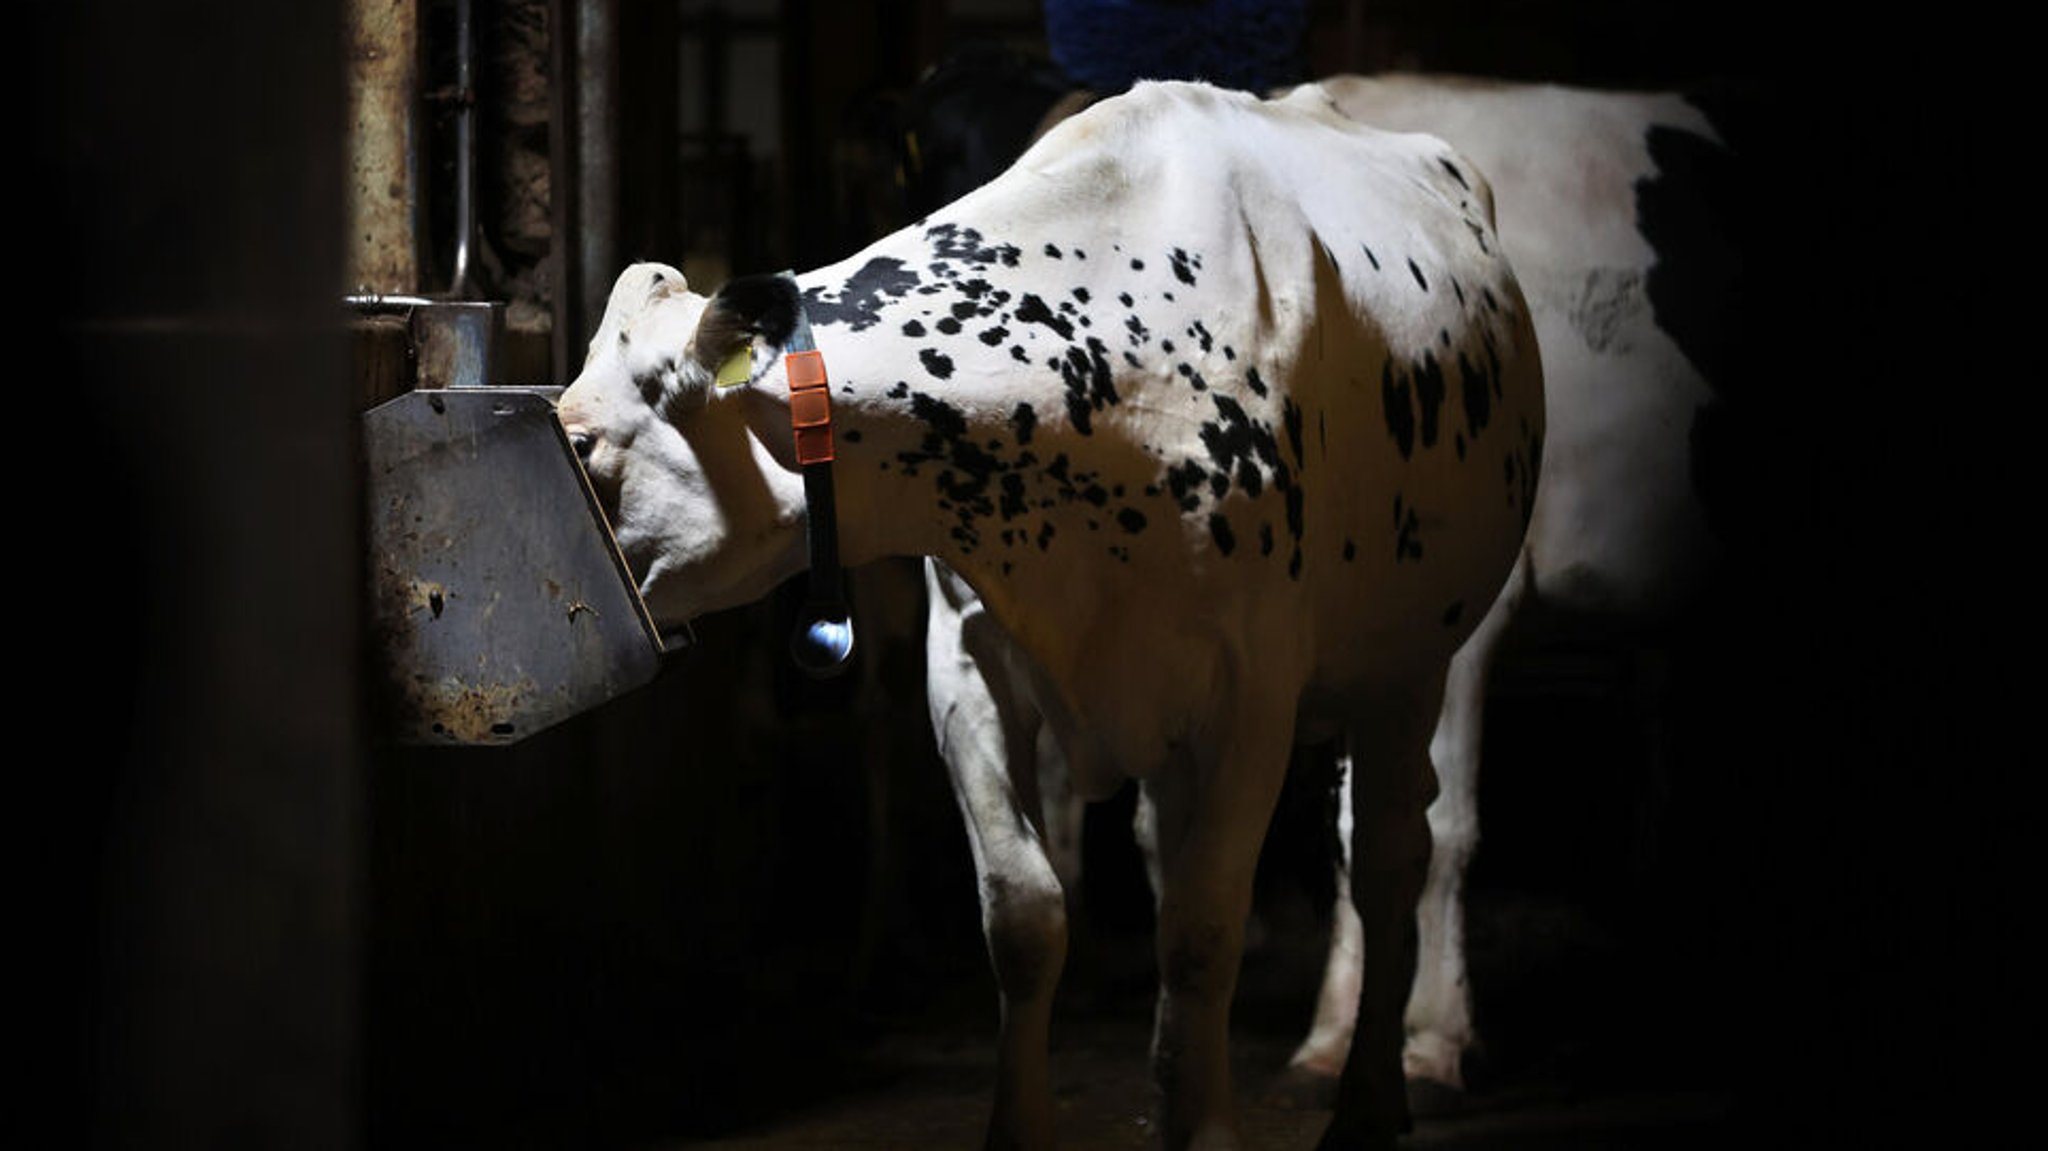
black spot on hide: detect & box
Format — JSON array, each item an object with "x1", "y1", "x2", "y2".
[
  {"x1": 1054, "y1": 336, "x2": 1118, "y2": 435},
  {"x1": 1382, "y1": 360, "x2": 1415, "y2": 461},
  {"x1": 1415, "y1": 353, "x2": 1446, "y2": 450},
  {"x1": 927, "y1": 222, "x2": 1022, "y2": 268},
  {"x1": 1209, "y1": 514, "x2": 1236, "y2": 555},
  {"x1": 1458, "y1": 349, "x2": 1495, "y2": 440},
  {"x1": 803, "y1": 258, "x2": 919, "y2": 331},
  {"x1": 1395, "y1": 497, "x2": 1423, "y2": 563},
  {"x1": 1016, "y1": 294, "x2": 1075, "y2": 340}
]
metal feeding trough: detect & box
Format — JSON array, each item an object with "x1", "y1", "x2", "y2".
[
  {"x1": 353, "y1": 280, "x2": 677, "y2": 753},
  {"x1": 363, "y1": 375, "x2": 680, "y2": 746}
]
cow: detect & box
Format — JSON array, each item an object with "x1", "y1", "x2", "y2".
[
  {"x1": 891, "y1": 63, "x2": 1739, "y2": 1103},
  {"x1": 558, "y1": 79, "x2": 1544, "y2": 1149}
]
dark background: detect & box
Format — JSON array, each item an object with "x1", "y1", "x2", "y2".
[{"x1": 31, "y1": 2, "x2": 2017, "y2": 1148}]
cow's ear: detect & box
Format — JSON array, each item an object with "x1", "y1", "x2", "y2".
[
  {"x1": 686, "y1": 273, "x2": 802, "y2": 386},
  {"x1": 610, "y1": 262, "x2": 686, "y2": 316}
]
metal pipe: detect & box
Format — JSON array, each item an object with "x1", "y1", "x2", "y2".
[
  {"x1": 576, "y1": 0, "x2": 620, "y2": 345},
  {"x1": 451, "y1": 0, "x2": 477, "y2": 296},
  {"x1": 344, "y1": 292, "x2": 437, "y2": 313},
  {"x1": 547, "y1": 0, "x2": 577, "y2": 379}
]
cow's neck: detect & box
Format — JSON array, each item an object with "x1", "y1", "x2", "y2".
[
  {"x1": 737, "y1": 325, "x2": 1008, "y2": 576},
  {"x1": 727, "y1": 236, "x2": 1145, "y2": 636}
]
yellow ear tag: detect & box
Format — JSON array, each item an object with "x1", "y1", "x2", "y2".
[{"x1": 714, "y1": 347, "x2": 753, "y2": 389}]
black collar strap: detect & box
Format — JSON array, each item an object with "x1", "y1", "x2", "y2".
[{"x1": 780, "y1": 287, "x2": 856, "y2": 677}]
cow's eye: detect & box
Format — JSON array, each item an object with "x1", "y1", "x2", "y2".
[{"x1": 570, "y1": 432, "x2": 595, "y2": 460}]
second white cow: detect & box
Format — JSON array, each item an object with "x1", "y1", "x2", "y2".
[{"x1": 1284, "y1": 73, "x2": 1730, "y2": 1096}]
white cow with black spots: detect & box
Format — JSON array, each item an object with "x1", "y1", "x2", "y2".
[
  {"x1": 559, "y1": 80, "x2": 1543, "y2": 1150},
  {"x1": 904, "y1": 69, "x2": 1740, "y2": 1104}
]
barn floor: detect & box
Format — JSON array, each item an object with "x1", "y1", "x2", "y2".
[
  {"x1": 650, "y1": 891, "x2": 1741, "y2": 1151},
  {"x1": 630, "y1": 629, "x2": 1757, "y2": 1149},
  {"x1": 658, "y1": 1016, "x2": 1734, "y2": 1151}
]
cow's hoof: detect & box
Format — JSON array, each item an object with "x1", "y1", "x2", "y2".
[
  {"x1": 1260, "y1": 1064, "x2": 1341, "y2": 1111},
  {"x1": 1401, "y1": 1033, "x2": 1485, "y2": 1116}
]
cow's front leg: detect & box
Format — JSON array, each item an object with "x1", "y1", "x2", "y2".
[
  {"x1": 927, "y1": 561, "x2": 1066, "y2": 1151},
  {"x1": 1319, "y1": 684, "x2": 1443, "y2": 1151},
  {"x1": 1142, "y1": 731, "x2": 1291, "y2": 1151}
]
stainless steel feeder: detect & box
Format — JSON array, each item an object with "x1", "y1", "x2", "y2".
[{"x1": 363, "y1": 383, "x2": 676, "y2": 745}]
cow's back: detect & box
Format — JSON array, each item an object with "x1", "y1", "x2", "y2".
[{"x1": 911, "y1": 80, "x2": 1544, "y2": 729}]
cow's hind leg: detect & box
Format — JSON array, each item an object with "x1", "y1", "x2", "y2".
[
  {"x1": 1289, "y1": 551, "x2": 1528, "y2": 1112},
  {"x1": 1407, "y1": 549, "x2": 1528, "y2": 1096},
  {"x1": 1317, "y1": 681, "x2": 1444, "y2": 1151},
  {"x1": 1142, "y1": 718, "x2": 1294, "y2": 1151},
  {"x1": 1274, "y1": 749, "x2": 1360, "y2": 1108},
  {"x1": 926, "y1": 561, "x2": 1067, "y2": 1151}
]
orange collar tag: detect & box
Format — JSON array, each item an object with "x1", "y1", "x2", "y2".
[{"x1": 785, "y1": 349, "x2": 835, "y2": 465}]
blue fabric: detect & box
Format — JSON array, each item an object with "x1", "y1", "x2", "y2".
[{"x1": 1042, "y1": 0, "x2": 1311, "y2": 94}]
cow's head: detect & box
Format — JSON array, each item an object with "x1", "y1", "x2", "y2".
[{"x1": 557, "y1": 263, "x2": 808, "y2": 626}]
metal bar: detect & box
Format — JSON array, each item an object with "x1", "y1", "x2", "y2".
[
  {"x1": 345, "y1": 292, "x2": 438, "y2": 313},
  {"x1": 576, "y1": 0, "x2": 621, "y2": 344},
  {"x1": 548, "y1": 0, "x2": 581, "y2": 380},
  {"x1": 451, "y1": 0, "x2": 477, "y2": 296}
]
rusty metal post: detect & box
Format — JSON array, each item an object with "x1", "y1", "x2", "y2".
[
  {"x1": 547, "y1": 0, "x2": 622, "y2": 378},
  {"x1": 347, "y1": 0, "x2": 421, "y2": 294},
  {"x1": 547, "y1": 0, "x2": 578, "y2": 379},
  {"x1": 576, "y1": 0, "x2": 622, "y2": 348}
]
